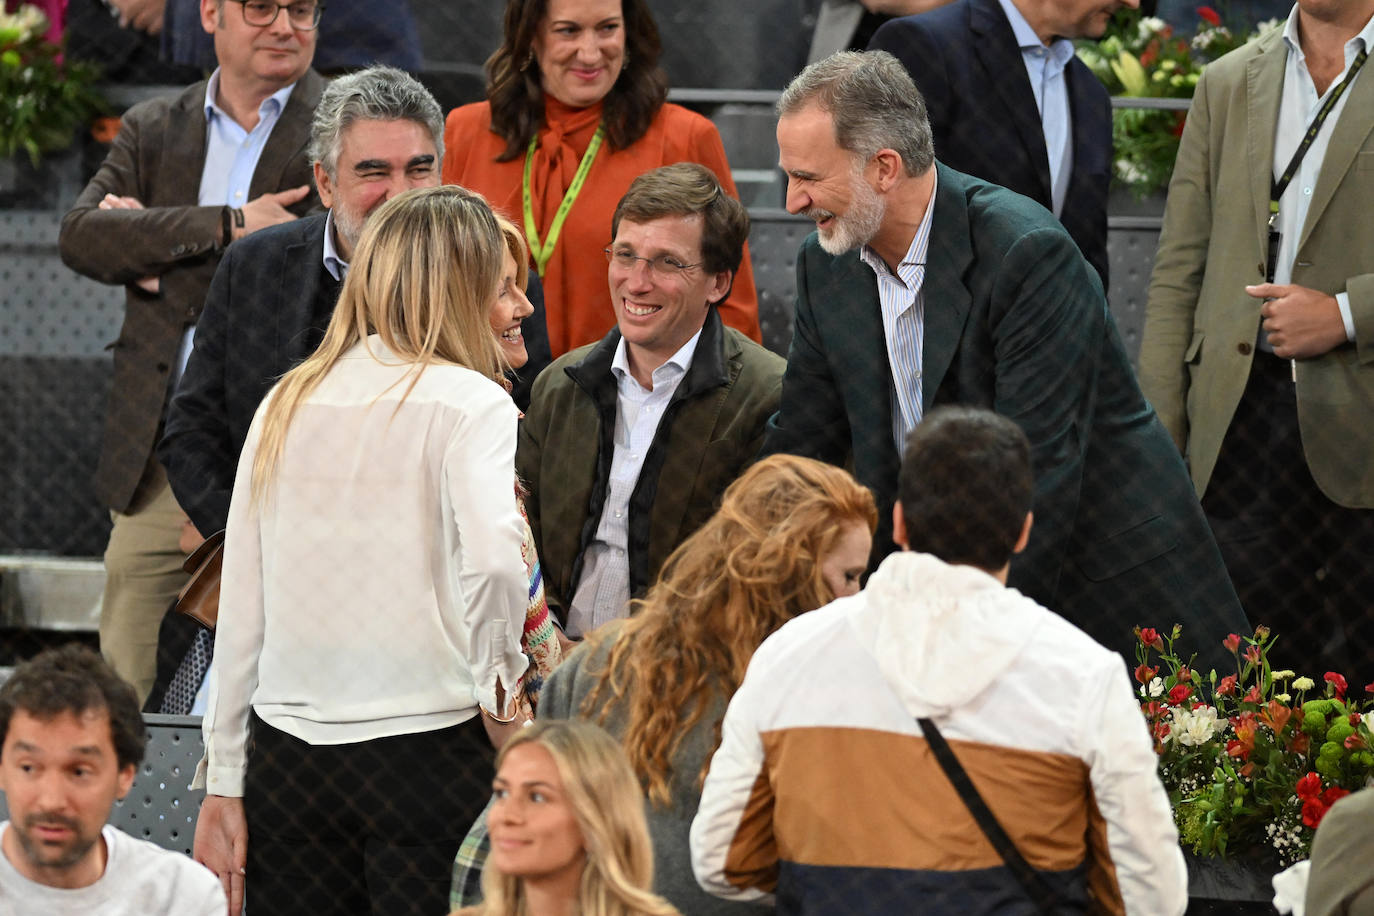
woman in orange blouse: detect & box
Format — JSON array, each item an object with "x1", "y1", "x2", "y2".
[{"x1": 442, "y1": 0, "x2": 762, "y2": 358}]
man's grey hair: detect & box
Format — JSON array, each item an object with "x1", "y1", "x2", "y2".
[
  {"x1": 777, "y1": 51, "x2": 935, "y2": 177},
  {"x1": 308, "y1": 66, "x2": 445, "y2": 178}
]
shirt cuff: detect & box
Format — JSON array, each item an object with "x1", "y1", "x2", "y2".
[
  {"x1": 199, "y1": 762, "x2": 245, "y2": 798},
  {"x1": 1337, "y1": 292, "x2": 1355, "y2": 342}
]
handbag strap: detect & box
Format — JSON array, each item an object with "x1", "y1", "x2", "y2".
[{"x1": 917, "y1": 717, "x2": 1060, "y2": 913}]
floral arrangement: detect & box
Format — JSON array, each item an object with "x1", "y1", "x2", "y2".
[
  {"x1": 1076, "y1": 8, "x2": 1282, "y2": 197},
  {"x1": 1133, "y1": 625, "x2": 1374, "y2": 865},
  {"x1": 1, "y1": 3, "x2": 103, "y2": 165}
]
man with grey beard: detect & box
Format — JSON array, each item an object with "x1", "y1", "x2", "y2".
[{"x1": 761, "y1": 51, "x2": 1248, "y2": 671}]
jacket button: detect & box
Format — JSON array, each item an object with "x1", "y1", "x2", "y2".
[{"x1": 1237, "y1": 342, "x2": 1252, "y2": 356}]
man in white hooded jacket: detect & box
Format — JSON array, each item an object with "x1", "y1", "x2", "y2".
[{"x1": 690, "y1": 406, "x2": 1186, "y2": 915}]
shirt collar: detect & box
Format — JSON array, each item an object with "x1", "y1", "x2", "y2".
[
  {"x1": 203, "y1": 68, "x2": 297, "y2": 125},
  {"x1": 610, "y1": 325, "x2": 703, "y2": 387},
  {"x1": 1283, "y1": 6, "x2": 1374, "y2": 65},
  {"x1": 859, "y1": 169, "x2": 938, "y2": 285},
  {"x1": 998, "y1": 0, "x2": 1072, "y2": 59},
  {"x1": 322, "y1": 209, "x2": 348, "y2": 282}
]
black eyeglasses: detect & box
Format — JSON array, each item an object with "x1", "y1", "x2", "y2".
[{"x1": 227, "y1": 0, "x2": 325, "y2": 30}]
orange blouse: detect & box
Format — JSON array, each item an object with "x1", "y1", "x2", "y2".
[{"x1": 443, "y1": 98, "x2": 762, "y2": 358}]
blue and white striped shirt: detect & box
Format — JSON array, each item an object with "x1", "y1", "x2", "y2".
[{"x1": 859, "y1": 170, "x2": 938, "y2": 454}]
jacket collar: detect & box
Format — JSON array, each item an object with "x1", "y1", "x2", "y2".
[
  {"x1": 919, "y1": 163, "x2": 977, "y2": 414},
  {"x1": 564, "y1": 306, "x2": 733, "y2": 408}
]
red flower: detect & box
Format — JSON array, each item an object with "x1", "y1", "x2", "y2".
[
  {"x1": 1296, "y1": 772, "x2": 1323, "y2": 801},
  {"x1": 1222, "y1": 633, "x2": 1242, "y2": 653},
  {"x1": 1326, "y1": 672, "x2": 1348, "y2": 700},
  {"x1": 1140, "y1": 43, "x2": 1158, "y2": 68},
  {"x1": 1260, "y1": 700, "x2": 1292, "y2": 733},
  {"x1": 1365, "y1": 681, "x2": 1374, "y2": 695},
  {"x1": 1177, "y1": 667, "x2": 1193, "y2": 683},
  {"x1": 1352, "y1": 714, "x2": 1364, "y2": 727},
  {"x1": 1134, "y1": 664, "x2": 1158, "y2": 685},
  {"x1": 1302, "y1": 798, "x2": 1328, "y2": 828},
  {"x1": 1168, "y1": 684, "x2": 1192, "y2": 705},
  {"x1": 1217, "y1": 675, "x2": 1238, "y2": 696},
  {"x1": 1139, "y1": 628, "x2": 1163, "y2": 650},
  {"x1": 1346, "y1": 733, "x2": 1367, "y2": 751},
  {"x1": 1244, "y1": 645, "x2": 1262, "y2": 665},
  {"x1": 1243, "y1": 685, "x2": 1263, "y2": 704},
  {"x1": 1323, "y1": 787, "x2": 1350, "y2": 807},
  {"x1": 1196, "y1": 5, "x2": 1222, "y2": 26}
]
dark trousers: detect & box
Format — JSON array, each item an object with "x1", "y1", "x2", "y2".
[
  {"x1": 243, "y1": 712, "x2": 494, "y2": 916},
  {"x1": 1202, "y1": 352, "x2": 1374, "y2": 680}
]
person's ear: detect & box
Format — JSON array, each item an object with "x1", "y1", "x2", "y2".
[
  {"x1": 705, "y1": 269, "x2": 731, "y2": 306},
  {"x1": 1013, "y1": 511, "x2": 1032, "y2": 555},
  {"x1": 115, "y1": 762, "x2": 136, "y2": 801},
  {"x1": 892, "y1": 502, "x2": 909, "y2": 551},
  {"x1": 313, "y1": 161, "x2": 334, "y2": 210},
  {"x1": 199, "y1": 0, "x2": 219, "y2": 35},
  {"x1": 870, "y1": 148, "x2": 904, "y2": 192}
]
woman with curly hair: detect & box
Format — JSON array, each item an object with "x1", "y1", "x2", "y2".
[
  {"x1": 537, "y1": 454, "x2": 877, "y2": 914},
  {"x1": 453, "y1": 719, "x2": 679, "y2": 916}
]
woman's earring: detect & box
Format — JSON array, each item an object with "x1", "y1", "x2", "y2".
[
  {"x1": 524, "y1": 51, "x2": 536, "y2": 70},
  {"x1": 622, "y1": 51, "x2": 630, "y2": 71}
]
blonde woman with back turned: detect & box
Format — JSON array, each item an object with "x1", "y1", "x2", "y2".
[
  {"x1": 454, "y1": 719, "x2": 679, "y2": 916},
  {"x1": 193, "y1": 186, "x2": 532, "y2": 916}
]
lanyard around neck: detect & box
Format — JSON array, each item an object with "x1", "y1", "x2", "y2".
[
  {"x1": 1270, "y1": 48, "x2": 1368, "y2": 218},
  {"x1": 522, "y1": 124, "x2": 605, "y2": 277}
]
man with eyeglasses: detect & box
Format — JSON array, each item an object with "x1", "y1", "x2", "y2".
[
  {"x1": 58, "y1": 0, "x2": 323, "y2": 705},
  {"x1": 516, "y1": 163, "x2": 784, "y2": 637}
]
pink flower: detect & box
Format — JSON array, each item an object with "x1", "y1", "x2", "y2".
[
  {"x1": 1244, "y1": 645, "x2": 1262, "y2": 665},
  {"x1": 1243, "y1": 685, "x2": 1262, "y2": 704},
  {"x1": 1134, "y1": 664, "x2": 1158, "y2": 685},
  {"x1": 1222, "y1": 633, "x2": 1242, "y2": 653},
  {"x1": 1217, "y1": 675, "x2": 1238, "y2": 696},
  {"x1": 1177, "y1": 666, "x2": 1193, "y2": 683}
]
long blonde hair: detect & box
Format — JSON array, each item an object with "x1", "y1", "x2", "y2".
[
  {"x1": 583, "y1": 455, "x2": 877, "y2": 807},
  {"x1": 251, "y1": 186, "x2": 509, "y2": 502},
  {"x1": 476, "y1": 721, "x2": 679, "y2": 916}
]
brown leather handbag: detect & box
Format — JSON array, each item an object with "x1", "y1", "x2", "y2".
[{"x1": 174, "y1": 529, "x2": 225, "y2": 629}]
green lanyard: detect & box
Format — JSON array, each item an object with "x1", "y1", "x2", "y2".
[{"x1": 522, "y1": 124, "x2": 605, "y2": 277}]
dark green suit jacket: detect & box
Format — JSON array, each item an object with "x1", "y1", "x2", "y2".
[{"x1": 763, "y1": 163, "x2": 1247, "y2": 666}]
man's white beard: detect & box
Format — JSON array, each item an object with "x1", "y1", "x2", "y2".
[{"x1": 817, "y1": 172, "x2": 885, "y2": 256}]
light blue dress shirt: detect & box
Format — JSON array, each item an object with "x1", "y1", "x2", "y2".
[{"x1": 998, "y1": 0, "x2": 1075, "y2": 218}]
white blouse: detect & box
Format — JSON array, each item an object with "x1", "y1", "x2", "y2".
[{"x1": 201, "y1": 337, "x2": 530, "y2": 797}]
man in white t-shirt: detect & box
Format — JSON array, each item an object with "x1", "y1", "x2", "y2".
[{"x1": 0, "y1": 645, "x2": 223, "y2": 915}]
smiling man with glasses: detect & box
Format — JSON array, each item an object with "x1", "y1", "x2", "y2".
[
  {"x1": 58, "y1": 0, "x2": 324, "y2": 707},
  {"x1": 517, "y1": 163, "x2": 785, "y2": 638}
]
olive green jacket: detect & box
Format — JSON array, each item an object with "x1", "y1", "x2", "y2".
[
  {"x1": 1140, "y1": 27, "x2": 1374, "y2": 508},
  {"x1": 516, "y1": 309, "x2": 784, "y2": 621}
]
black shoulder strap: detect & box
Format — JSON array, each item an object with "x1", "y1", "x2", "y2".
[{"x1": 917, "y1": 717, "x2": 1060, "y2": 913}]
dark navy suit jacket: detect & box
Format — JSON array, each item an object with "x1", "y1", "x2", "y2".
[{"x1": 869, "y1": 0, "x2": 1112, "y2": 288}]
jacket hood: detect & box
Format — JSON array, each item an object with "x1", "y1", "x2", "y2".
[{"x1": 846, "y1": 551, "x2": 1046, "y2": 717}]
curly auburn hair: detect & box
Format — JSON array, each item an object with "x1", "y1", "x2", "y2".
[
  {"x1": 483, "y1": 0, "x2": 669, "y2": 161},
  {"x1": 579, "y1": 454, "x2": 877, "y2": 807}
]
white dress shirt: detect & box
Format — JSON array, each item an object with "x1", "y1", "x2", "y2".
[
  {"x1": 565, "y1": 329, "x2": 702, "y2": 637},
  {"x1": 1265, "y1": 7, "x2": 1372, "y2": 350},
  {"x1": 1000, "y1": 0, "x2": 1075, "y2": 218},
  {"x1": 200, "y1": 337, "x2": 530, "y2": 796},
  {"x1": 860, "y1": 170, "x2": 937, "y2": 454}
]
